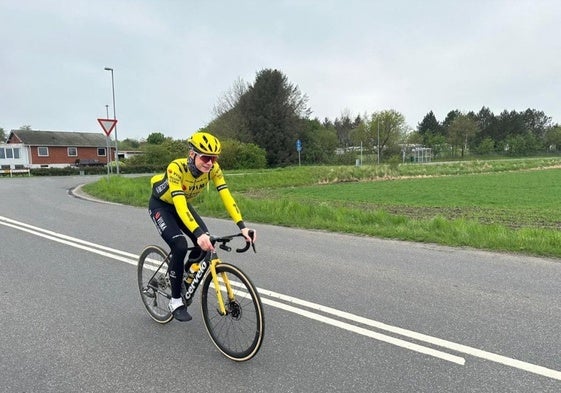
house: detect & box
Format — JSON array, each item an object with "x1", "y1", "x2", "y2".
[{"x1": 1, "y1": 129, "x2": 115, "y2": 169}]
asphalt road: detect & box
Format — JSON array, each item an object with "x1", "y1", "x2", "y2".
[{"x1": 1, "y1": 175, "x2": 560, "y2": 392}]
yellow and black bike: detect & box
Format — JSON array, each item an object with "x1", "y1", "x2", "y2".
[{"x1": 137, "y1": 231, "x2": 264, "y2": 362}]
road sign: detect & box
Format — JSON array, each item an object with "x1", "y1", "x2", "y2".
[
  {"x1": 296, "y1": 139, "x2": 302, "y2": 152},
  {"x1": 97, "y1": 118, "x2": 118, "y2": 136}
]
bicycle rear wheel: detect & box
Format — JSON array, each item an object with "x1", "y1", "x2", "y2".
[
  {"x1": 201, "y1": 263, "x2": 264, "y2": 362},
  {"x1": 137, "y1": 245, "x2": 173, "y2": 324}
]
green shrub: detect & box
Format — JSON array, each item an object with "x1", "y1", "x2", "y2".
[{"x1": 219, "y1": 139, "x2": 267, "y2": 169}]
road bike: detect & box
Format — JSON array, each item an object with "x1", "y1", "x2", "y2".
[{"x1": 137, "y1": 232, "x2": 264, "y2": 362}]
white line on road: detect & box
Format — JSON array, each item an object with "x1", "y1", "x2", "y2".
[
  {"x1": 261, "y1": 296, "x2": 465, "y2": 364},
  {"x1": 2, "y1": 214, "x2": 560, "y2": 380},
  {"x1": 257, "y1": 288, "x2": 561, "y2": 381}
]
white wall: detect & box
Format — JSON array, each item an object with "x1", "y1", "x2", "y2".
[{"x1": 0, "y1": 144, "x2": 30, "y2": 168}]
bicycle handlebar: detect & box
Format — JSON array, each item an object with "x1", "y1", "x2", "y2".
[{"x1": 210, "y1": 230, "x2": 256, "y2": 253}]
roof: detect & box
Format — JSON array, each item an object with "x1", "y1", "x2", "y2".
[{"x1": 8, "y1": 130, "x2": 114, "y2": 147}]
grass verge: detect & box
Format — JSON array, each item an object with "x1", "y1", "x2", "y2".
[{"x1": 82, "y1": 157, "x2": 561, "y2": 259}]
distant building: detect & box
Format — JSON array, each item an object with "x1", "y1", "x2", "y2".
[{"x1": 0, "y1": 129, "x2": 116, "y2": 169}]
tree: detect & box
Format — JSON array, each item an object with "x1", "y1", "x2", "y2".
[
  {"x1": 473, "y1": 106, "x2": 497, "y2": 148},
  {"x1": 351, "y1": 110, "x2": 407, "y2": 162},
  {"x1": 497, "y1": 110, "x2": 526, "y2": 141},
  {"x1": 146, "y1": 132, "x2": 166, "y2": 144},
  {"x1": 333, "y1": 110, "x2": 360, "y2": 147},
  {"x1": 545, "y1": 125, "x2": 561, "y2": 151},
  {"x1": 475, "y1": 137, "x2": 495, "y2": 155},
  {"x1": 127, "y1": 144, "x2": 173, "y2": 167},
  {"x1": 299, "y1": 118, "x2": 339, "y2": 164},
  {"x1": 442, "y1": 110, "x2": 461, "y2": 134},
  {"x1": 213, "y1": 77, "x2": 249, "y2": 117},
  {"x1": 120, "y1": 138, "x2": 141, "y2": 150},
  {"x1": 405, "y1": 130, "x2": 423, "y2": 145},
  {"x1": 447, "y1": 114, "x2": 479, "y2": 157},
  {"x1": 377, "y1": 110, "x2": 408, "y2": 161},
  {"x1": 504, "y1": 133, "x2": 540, "y2": 156},
  {"x1": 417, "y1": 111, "x2": 443, "y2": 138},
  {"x1": 424, "y1": 131, "x2": 448, "y2": 158},
  {"x1": 0, "y1": 127, "x2": 6, "y2": 142},
  {"x1": 238, "y1": 69, "x2": 311, "y2": 166},
  {"x1": 522, "y1": 109, "x2": 552, "y2": 145},
  {"x1": 210, "y1": 77, "x2": 251, "y2": 142}
]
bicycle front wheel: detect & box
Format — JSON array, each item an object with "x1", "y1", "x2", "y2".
[
  {"x1": 137, "y1": 245, "x2": 173, "y2": 324},
  {"x1": 201, "y1": 263, "x2": 265, "y2": 362}
]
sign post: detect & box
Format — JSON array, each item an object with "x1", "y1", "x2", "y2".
[
  {"x1": 296, "y1": 139, "x2": 302, "y2": 166},
  {"x1": 97, "y1": 118, "x2": 118, "y2": 178}
]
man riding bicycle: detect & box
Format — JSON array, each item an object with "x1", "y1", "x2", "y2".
[{"x1": 148, "y1": 132, "x2": 256, "y2": 321}]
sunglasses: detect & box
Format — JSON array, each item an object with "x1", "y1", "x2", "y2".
[{"x1": 197, "y1": 154, "x2": 217, "y2": 163}]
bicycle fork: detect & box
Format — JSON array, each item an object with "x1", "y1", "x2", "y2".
[{"x1": 210, "y1": 261, "x2": 235, "y2": 316}]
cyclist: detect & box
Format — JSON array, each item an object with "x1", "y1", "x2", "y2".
[{"x1": 148, "y1": 132, "x2": 256, "y2": 322}]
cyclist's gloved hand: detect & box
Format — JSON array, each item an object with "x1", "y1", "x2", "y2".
[
  {"x1": 197, "y1": 233, "x2": 214, "y2": 252},
  {"x1": 241, "y1": 227, "x2": 256, "y2": 243}
]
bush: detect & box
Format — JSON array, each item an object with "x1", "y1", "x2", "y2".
[
  {"x1": 219, "y1": 139, "x2": 267, "y2": 169},
  {"x1": 30, "y1": 166, "x2": 107, "y2": 176}
]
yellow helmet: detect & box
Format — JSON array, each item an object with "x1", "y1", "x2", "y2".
[{"x1": 188, "y1": 132, "x2": 221, "y2": 156}]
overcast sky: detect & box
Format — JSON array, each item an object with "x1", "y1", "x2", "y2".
[{"x1": 2, "y1": 0, "x2": 560, "y2": 141}]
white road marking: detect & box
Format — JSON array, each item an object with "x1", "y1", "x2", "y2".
[
  {"x1": 2, "y1": 215, "x2": 560, "y2": 380},
  {"x1": 257, "y1": 288, "x2": 561, "y2": 380}
]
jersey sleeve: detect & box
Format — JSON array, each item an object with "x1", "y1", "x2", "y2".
[
  {"x1": 167, "y1": 161, "x2": 205, "y2": 237},
  {"x1": 212, "y1": 164, "x2": 246, "y2": 230}
]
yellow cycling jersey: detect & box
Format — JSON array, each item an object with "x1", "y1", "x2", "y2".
[{"x1": 150, "y1": 158, "x2": 244, "y2": 236}]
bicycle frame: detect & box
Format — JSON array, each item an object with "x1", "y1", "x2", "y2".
[
  {"x1": 145, "y1": 232, "x2": 254, "y2": 316},
  {"x1": 184, "y1": 252, "x2": 234, "y2": 316}
]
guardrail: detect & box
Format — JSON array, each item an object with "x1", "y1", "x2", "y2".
[{"x1": 0, "y1": 168, "x2": 31, "y2": 177}]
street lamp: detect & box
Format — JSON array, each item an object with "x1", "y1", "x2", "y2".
[
  {"x1": 377, "y1": 117, "x2": 380, "y2": 165},
  {"x1": 104, "y1": 67, "x2": 120, "y2": 174}
]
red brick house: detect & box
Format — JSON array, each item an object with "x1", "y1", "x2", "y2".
[{"x1": 3, "y1": 129, "x2": 115, "y2": 169}]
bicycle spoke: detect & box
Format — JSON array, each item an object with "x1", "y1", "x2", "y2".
[
  {"x1": 137, "y1": 246, "x2": 173, "y2": 324},
  {"x1": 201, "y1": 263, "x2": 264, "y2": 361}
]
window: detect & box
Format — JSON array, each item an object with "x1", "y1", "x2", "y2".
[
  {"x1": 67, "y1": 147, "x2": 78, "y2": 157},
  {"x1": 38, "y1": 147, "x2": 49, "y2": 156},
  {"x1": 97, "y1": 147, "x2": 106, "y2": 156},
  {"x1": 0, "y1": 147, "x2": 21, "y2": 159}
]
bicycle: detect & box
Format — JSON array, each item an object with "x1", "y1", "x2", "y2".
[{"x1": 137, "y1": 231, "x2": 264, "y2": 362}]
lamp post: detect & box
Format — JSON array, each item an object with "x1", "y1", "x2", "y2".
[
  {"x1": 104, "y1": 67, "x2": 120, "y2": 174},
  {"x1": 377, "y1": 117, "x2": 380, "y2": 165}
]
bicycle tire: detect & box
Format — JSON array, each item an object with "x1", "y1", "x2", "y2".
[
  {"x1": 201, "y1": 263, "x2": 265, "y2": 362},
  {"x1": 137, "y1": 245, "x2": 173, "y2": 324}
]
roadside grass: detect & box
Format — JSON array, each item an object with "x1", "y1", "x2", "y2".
[{"x1": 82, "y1": 157, "x2": 561, "y2": 258}]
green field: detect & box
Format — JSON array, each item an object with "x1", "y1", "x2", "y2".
[
  {"x1": 277, "y1": 169, "x2": 561, "y2": 229},
  {"x1": 83, "y1": 158, "x2": 561, "y2": 258}
]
